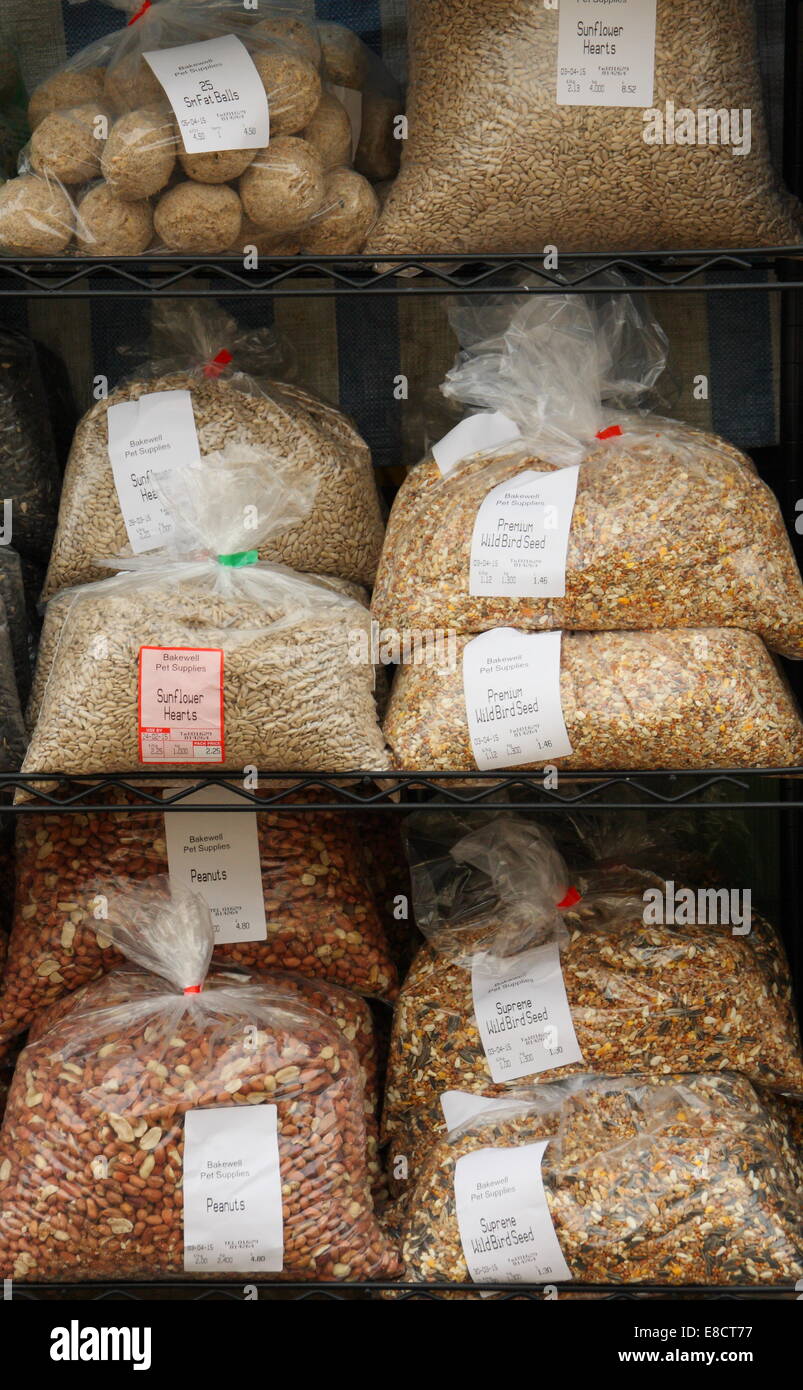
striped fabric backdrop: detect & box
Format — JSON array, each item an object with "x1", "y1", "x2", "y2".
[{"x1": 0, "y1": 0, "x2": 794, "y2": 470}]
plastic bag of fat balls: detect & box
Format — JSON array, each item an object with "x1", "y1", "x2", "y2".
[{"x1": 0, "y1": 1, "x2": 399, "y2": 258}]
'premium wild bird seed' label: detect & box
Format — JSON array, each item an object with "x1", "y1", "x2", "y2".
[
  {"x1": 462, "y1": 628, "x2": 572, "y2": 770},
  {"x1": 107, "y1": 389, "x2": 201, "y2": 554},
  {"x1": 557, "y1": 0, "x2": 657, "y2": 107},
  {"x1": 455, "y1": 1141, "x2": 572, "y2": 1284},
  {"x1": 144, "y1": 35, "x2": 270, "y2": 152},
  {"x1": 164, "y1": 785, "x2": 267, "y2": 944},
  {"x1": 138, "y1": 647, "x2": 224, "y2": 764},
  {"x1": 183, "y1": 1105, "x2": 284, "y2": 1273},
  {"x1": 469, "y1": 465, "x2": 579, "y2": 597},
  {"x1": 472, "y1": 941, "x2": 584, "y2": 1082}
]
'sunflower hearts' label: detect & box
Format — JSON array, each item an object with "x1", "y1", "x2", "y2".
[
  {"x1": 138, "y1": 646, "x2": 224, "y2": 764},
  {"x1": 107, "y1": 389, "x2": 201, "y2": 555}
]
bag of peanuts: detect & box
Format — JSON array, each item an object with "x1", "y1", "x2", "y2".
[
  {"x1": 43, "y1": 300, "x2": 385, "y2": 598},
  {"x1": 0, "y1": 792, "x2": 397, "y2": 1048},
  {"x1": 372, "y1": 290, "x2": 803, "y2": 659},
  {"x1": 0, "y1": 0, "x2": 391, "y2": 259},
  {"x1": 24, "y1": 952, "x2": 388, "y2": 1204},
  {"x1": 23, "y1": 455, "x2": 390, "y2": 787},
  {"x1": 370, "y1": 0, "x2": 802, "y2": 255},
  {"x1": 383, "y1": 626, "x2": 803, "y2": 773},
  {"x1": 0, "y1": 887, "x2": 401, "y2": 1281},
  {"x1": 382, "y1": 816, "x2": 803, "y2": 1164},
  {"x1": 393, "y1": 1074, "x2": 803, "y2": 1288}
]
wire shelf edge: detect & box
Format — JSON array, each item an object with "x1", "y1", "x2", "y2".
[
  {"x1": 0, "y1": 249, "x2": 800, "y2": 297},
  {"x1": 2, "y1": 768, "x2": 802, "y2": 811}
]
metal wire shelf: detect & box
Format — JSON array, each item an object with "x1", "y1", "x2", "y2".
[
  {"x1": 1, "y1": 768, "x2": 803, "y2": 811},
  {"x1": 5, "y1": 1280, "x2": 795, "y2": 1301},
  {"x1": 0, "y1": 249, "x2": 800, "y2": 297}
]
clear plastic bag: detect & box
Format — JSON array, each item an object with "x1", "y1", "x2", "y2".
[
  {"x1": 43, "y1": 301, "x2": 384, "y2": 597},
  {"x1": 24, "y1": 453, "x2": 389, "y2": 784},
  {"x1": 25, "y1": 955, "x2": 387, "y2": 1203},
  {"x1": 370, "y1": 0, "x2": 803, "y2": 254},
  {"x1": 0, "y1": 1, "x2": 385, "y2": 258},
  {"x1": 0, "y1": 792, "x2": 396, "y2": 1048},
  {"x1": 0, "y1": 886, "x2": 401, "y2": 1281},
  {"x1": 372, "y1": 290, "x2": 803, "y2": 658},
  {"x1": 383, "y1": 627, "x2": 803, "y2": 773},
  {"x1": 400, "y1": 806, "x2": 754, "y2": 935},
  {"x1": 382, "y1": 816, "x2": 803, "y2": 1158},
  {"x1": 396, "y1": 1074, "x2": 803, "y2": 1286}
]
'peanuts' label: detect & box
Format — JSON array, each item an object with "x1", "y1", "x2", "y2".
[
  {"x1": 138, "y1": 647, "x2": 224, "y2": 764},
  {"x1": 183, "y1": 1105, "x2": 284, "y2": 1273},
  {"x1": 164, "y1": 785, "x2": 267, "y2": 943}
]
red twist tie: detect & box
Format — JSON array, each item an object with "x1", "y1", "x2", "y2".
[
  {"x1": 557, "y1": 886, "x2": 582, "y2": 909},
  {"x1": 184, "y1": 984, "x2": 202, "y2": 995},
  {"x1": 203, "y1": 349, "x2": 233, "y2": 379},
  {"x1": 128, "y1": 0, "x2": 152, "y2": 24},
  {"x1": 596, "y1": 425, "x2": 623, "y2": 440}
]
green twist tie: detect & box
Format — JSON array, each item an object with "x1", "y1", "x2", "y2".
[{"x1": 217, "y1": 550, "x2": 259, "y2": 568}]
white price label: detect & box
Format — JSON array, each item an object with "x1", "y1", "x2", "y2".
[
  {"x1": 472, "y1": 941, "x2": 583, "y2": 1083},
  {"x1": 469, "y1": 465, "x2": 579, "y2": 598},
  {"x1": 138, "y1": 646, "x2": 224, "y2": 765},
  {"x1": 164, "y1": 785, "x2": 267, "y2": 945},
  {"x1": 183, "y1": 1105, "x2": 284, "y2": 1273},
  {"x1": 432, "y1": 411, "x2": 522, "y2": 477},
  {"x1": 145, "y1": 35, "x2": 270, "y2": 153},
  {"x1": 462, "y1": 628, "x2": 572, "y2": 770},
  {"x1": 107, "y1": 390, "x2": 201, "y2": 555},
  {"x1": 556, "y1": 0, "x2": 657, "y2": 108},
  {"x1": 455, "y1": 1142, "x2": 572, "y2": 1285}
]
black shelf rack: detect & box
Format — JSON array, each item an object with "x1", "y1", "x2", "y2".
[
  {"x1": 0, "y1": 248, "x2": 800, "y2": 298},
  {"x1": 2, "y1": 254, "x2": 802, "y2": 1303},
  {"x1": 2, "y1": 5, "x2": 803, "y2": 1309},
  {"x1": 7, "y1": 1281, "x2": 796, "y2": 1302},
  {"x1": 2, "y1": 768, "x2": 803, "y2": 812}
]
